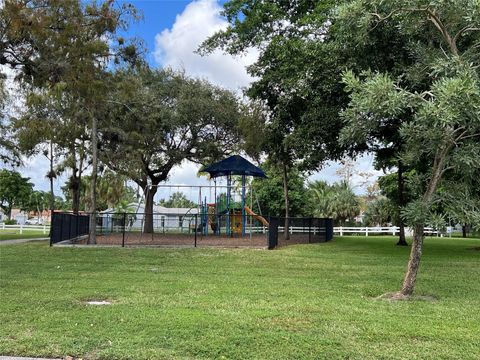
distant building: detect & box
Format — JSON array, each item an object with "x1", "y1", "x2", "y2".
[
  {"x1": 26, "y1": 209, "x2": 51, "y2": 224},
  {"x1": 10, "y1": 209, "x2": 28, "y2": 225}
]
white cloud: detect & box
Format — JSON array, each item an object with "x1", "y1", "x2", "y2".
[{"x1": 154, "y1": 0, "x2": 258, "y2": 92}]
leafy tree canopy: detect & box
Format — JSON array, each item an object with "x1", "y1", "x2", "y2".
[
  {"x1": 0, "y1": 169, "x2": 33, "y2": 219},
  {"x1": 251, "y1": 161, "x2": 313, "y2": 217},
  {"x1": 337, "y1": 0, "x2": 480, "y2": 297},
  {"x1": 158, "y1": 192, "x2": 196, "y2": 209}
]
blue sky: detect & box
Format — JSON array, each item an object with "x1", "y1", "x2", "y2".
[
  {"x1": 3, "y1": 0, "x2": 382, "y2": 202},
  {"x1": 121, "y1": 0, "x2": 195, "y2": 64}
]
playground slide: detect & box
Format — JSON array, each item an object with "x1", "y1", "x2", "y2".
[{"x1": 244, "y1": 206, "x2": 269, "y2": 227}]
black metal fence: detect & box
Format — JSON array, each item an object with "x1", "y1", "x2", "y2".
[
  {"x1": 267, "y1": 217, "x2": 334, "y2": 249},
  {"x1": 50, "y1": 211, "x2": 333, "y2": 249},
  {"x1": 50, "y1": 212, "x2": 89, "y2": 245}
]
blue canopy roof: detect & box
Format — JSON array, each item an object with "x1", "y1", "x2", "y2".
[{"x1": 202, "y1": 155, "x2": 266, "y2": 178}]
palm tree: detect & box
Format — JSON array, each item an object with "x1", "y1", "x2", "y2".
[
  {"x1": 309, "y1": 180, "x2": 332, "y2": 217},
  {"x1": 330, "y1": 181, "x2": 360, "y2": 225},
  {"x1": 309, "y1": 180, "x2": 360, "y2": 225}
]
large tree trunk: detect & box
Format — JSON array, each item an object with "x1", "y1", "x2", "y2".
[
  {"x1": 88, "y1": 116, "x2": 98, "y2": 245},
  {"x1": 397, "y1": 162, "x2": 408, "y2": 246},
  {"x1": 282, "y1": 162, "x2": 290, "y2": 240},
  {"x1": 144, "y1": 184, "x2": 158, "y2": 234}
]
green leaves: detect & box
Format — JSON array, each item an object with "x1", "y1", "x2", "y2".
[
  {"x1": 252, "y1": 162, "x2": 312, "y2": 217},
  {"x1": 363, "y1": 197, "x2": 395, "y2": 226},
  {"x1": 159, "y1": 192, "x2": 196, "y2": 209},
  {"x1": 309, "y1": 180, "x2": 360, "y2": 224},
  {"x1": 340, "y1": 70, "x2": 411, "y2": 147},
  {"x1": 101, "y1": 67, "x2": 242, "y2": 188},
  {"x1": 0, "y1": 169, "x2": 34, "y2": 218}
]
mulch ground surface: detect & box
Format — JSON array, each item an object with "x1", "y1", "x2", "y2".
[
  {"x1": 73, "y1": 232, "x2": 326, "y2": 248},
  {"x1": 77, "y1": 232, "x2": 269, "y2": 248}
]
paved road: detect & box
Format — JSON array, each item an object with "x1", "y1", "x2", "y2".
[{"x1": 0, "y1": 238, "x2": 49, "y2": 245}]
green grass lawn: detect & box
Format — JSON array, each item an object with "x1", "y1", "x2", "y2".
[
  {"x1": 0, "y1": 229, "x2": 48, "y2": 241},
  {"x1": 0, "y1": 236, "x2": 479, "y2": 359}
]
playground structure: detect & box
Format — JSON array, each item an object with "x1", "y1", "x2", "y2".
[
  {"x1": 200, "y1": 155, "x2": 268, "y2": 237},
  {"x1": 138, "y1": 155, "x2": 269, "y2": 238}
]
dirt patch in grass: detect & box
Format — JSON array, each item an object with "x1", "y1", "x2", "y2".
[{"x1": 376, "y1": 292, "x2": 439, "y2": 302}]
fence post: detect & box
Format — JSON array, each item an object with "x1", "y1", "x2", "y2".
[
  {"x1": 20, "y1": 224, "x2": 23, "y2": 234},
  {"x1": 194, "y1": 214, "x2": 197, "y2": 248},
  {"x1": 49, "y1": 213, "x2": 54, "y2": 247},
  {"x1": 68, "y1": 214, "x2": 72, "y2": 240},
  {"x1": 267, "y1": 217, "x2": 278, "y2": 250},
  {"x1": 59, "y1": 213, "x2": 64, "y2": 243},
  {"x1": 308, "y1": 218, "x2": 312, "y2": 243},
  {"x1": 340, "y1": 226, "x2": 343, "y2": 236},
  {"x1": 76, "y1": 214, "x2": 79, "y2": 242},
  {"x1": 43, "y1": 224, "x2": 46, "y2": 234},
  {"x1": 122, "y1": 213, "x2": 126, "y2": 248},
  {"x1": 2, "y1": 222, "x2": 4, "y2": 230},
  {"x1": 392, "y1": 227, "x2": 396, "y2": 236},
  {"x1": 366, "y1": 227, "x2": 369, "y2": 236},
  {"x1": 326, "y1": 218, "x2": 333, "y2": 241}
]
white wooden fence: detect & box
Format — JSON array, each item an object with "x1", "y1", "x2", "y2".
[
  {"x1": 0, "y1": 224, "x2": 50, "y2": 234},
  {"x1": 1, "y1": 223, "x2": 443, "y2": 237},
  {"x1": 334, "y1": 226, "x2": 441, "y2": 237}
]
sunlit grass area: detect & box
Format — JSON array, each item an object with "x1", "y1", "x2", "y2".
[{"x1": 1, "y1": 236, "x2": 479, "y2": 359}]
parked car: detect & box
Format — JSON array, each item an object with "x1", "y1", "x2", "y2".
[{"x1": 25, "y1": 218, "x2": 43, "y2": 225}]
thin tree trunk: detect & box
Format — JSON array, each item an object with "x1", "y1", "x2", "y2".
[
  {"x1": 71, "y1": 174, "x2": 80, "y2": 214},
  {"x1": 399, "y1": 223, "x2": 424, "y2": 296},
  {"x1": 49, "y1": 141, "x2": 55, "y2": 221},
  {"x1": 397, "y1": 161, "x2": 408, "y2": 246},
  {"x1": 144, "y1": 184, "x2": 158, "y2": 234},
  {"x1": 282, "y1": 162, "x2": 290, "y2": 240},
  {"x1": 462, "y1": 224, "x2": 467, "y2": 238},
  {"x1": 398, "y1": 147, "x2": 448, "y2": 296},
  {"x1": 88, "y1": 116, "x2": 98, "y2": 245}
]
